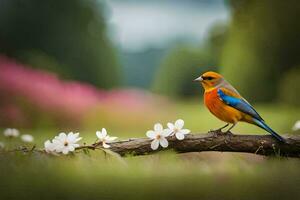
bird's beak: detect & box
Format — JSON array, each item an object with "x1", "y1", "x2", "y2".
[{"x1": 193, "y1": 76, "x2": 203, "y2": 82}]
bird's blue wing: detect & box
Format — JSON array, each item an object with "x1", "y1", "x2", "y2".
[{"x1": 217, "y1": 88, "x2": 264, "y2": 121}]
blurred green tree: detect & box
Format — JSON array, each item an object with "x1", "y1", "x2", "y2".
[
  {"x1": 221, "y1": 0, "x2": 300, "y2": 102},
  {"x1": 152, "y1": 46, "x2": 215, "y2": 97},
  {"x1": 279, "y1": 67, "x2": 300, "y2": 106},
  {"x1": 0, "y1": 0, "x2": 120, "y2": 88},
  {"x1": 152, "y1": 23, "x2": 228, "y2": 97}
]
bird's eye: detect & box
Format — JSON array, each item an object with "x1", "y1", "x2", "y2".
[{"x1": 203, "y1": 76, "x2": 214, "y2": 80}]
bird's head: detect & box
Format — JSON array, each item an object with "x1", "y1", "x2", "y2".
[{"x1": 194, "y1": 71, "x2": 224, "y2": 91}]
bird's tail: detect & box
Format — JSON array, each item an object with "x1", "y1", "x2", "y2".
[{"x1": 253, "y1": 119, "x2": 285, "y2": 143}]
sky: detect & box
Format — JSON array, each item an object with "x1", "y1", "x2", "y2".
[{"x1": 105, "y1": 0, "x2": 230, "y2": 52}]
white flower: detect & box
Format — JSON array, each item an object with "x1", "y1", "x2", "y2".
[
  {"x1": 3, "y1": 128, "x2": 19, "y2": 137},
  {"x1": 21, "y1": 134, "x2": 34, "y2": 143},
  {"x1": 52, "y1": 132, "x2": 82, "y2": 154},
  {"x1": 44, "y1": 140, "x2": 57, "y2": 153},
  {"x1": 292, "y1": 120, "x2": 300, "y2": 131},
  {"x1": 96, "y1": 128, "x2": 117, "y2": 148},
  {"x1": 0, "y1": 141, "x2": 5, "y2": 149},
  {"x1": 167, "y1": 119, "x2": 190, "y2": 140},
  {"x1": 146, "y1": 123, "x2": 171, "y2": 150}
]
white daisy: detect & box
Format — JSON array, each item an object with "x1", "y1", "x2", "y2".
[
  {"x1": 146, "y1": 123, "x2": 172, "y2": 150},
  {"x1": 292, "y1": 120, "x2": 300, "y2": 131},
  {"x1": 3, "y1": 128, "x2": 19, "y2": 137},
  {"x1": 167, "y1": 119, "x2": 190, "y2": 140},
  {"x1": 96, "y1": 128, "x2": 117, "y2": 148},
  {"x1": 52, "y1": 132, "x2": 82, "y2": 154},
  {"x1": 21, "y1": 134, "x2": 34, "y2": 143}
]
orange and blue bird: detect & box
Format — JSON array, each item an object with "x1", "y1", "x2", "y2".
[{"x1": 194, "y1": 71, "x2": 285, "y2": 142}]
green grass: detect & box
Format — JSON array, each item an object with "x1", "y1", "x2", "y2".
[
  {"x1": 0, "y1": 102, "x2": 300, "y2": 200},
  {"x1": 1, "y1": 151, "x2": 300, "y2": 200}
]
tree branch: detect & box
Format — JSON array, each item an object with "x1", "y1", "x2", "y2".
[
  {"x1": 8, "y1": 131, "x2": 300, "y2": 158},
  {"x1": 88, "y1": 131, "x2": 300, "y2": 158}
]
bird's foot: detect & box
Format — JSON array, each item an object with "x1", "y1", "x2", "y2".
[
  {"x1": 214, "y1": 124, "x2": 229, "y2": 133},
  {"x1": 209, "y1": 125, "x2": 227, "y2": 134},
  {"x1": 208, "y1": 129, "x2": 224, "y2": 137},
  {"x1": 223, "y1": 130, "x2": 233, "y2": 136},
  {"x1": 208, "y1": 129, "x2": 233, "y2": 137}
]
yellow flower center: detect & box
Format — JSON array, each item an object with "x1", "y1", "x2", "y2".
[
  {"x1": 156, "y1": 134, "x2": 161, "y2": 140},
  {"x1": 64, "y1": 141, "x2": 68, "y2": 146}
]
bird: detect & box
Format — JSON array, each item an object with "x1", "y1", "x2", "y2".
[{"x1": 194, "y1": 71, "x2": 285, "y2": 142}]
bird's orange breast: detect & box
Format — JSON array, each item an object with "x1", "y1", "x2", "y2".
[{"x1": 204, "y1": 88, "x2": 243, "y2": 123}]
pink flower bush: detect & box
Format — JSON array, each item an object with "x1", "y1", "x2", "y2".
[{"x1": 0, "y1": 55, "x2": 169, "y2": 128}]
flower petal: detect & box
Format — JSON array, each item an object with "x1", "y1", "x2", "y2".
[
  {"x1": 62, "y1": 148, "x2": 69, "y2": 154},
  {"x1": 96, "y1": 131, "x2": 103, "y2": 139},
  {"x1": 162, "y1": 129, "x2": 172, "y2": 137},
  {"x1": 146, "y1": 130, "x2": 156, "y2": 139},
  {"x1": 102, "y1": 128, "x2": 107, "y2": 137},
  {"x1": 54, "y1": 145, "x2": 63, "y2": 153},
  {"x1": 73, "y1": 132, "x2": 80, "y2": 137},
  {"x1": 151, "y1": 139, "x2": 159, "y2": 150},
  {"x1": 67, "y1": 132, "x2": 74, "y2": 137},
  {"x1": 68, "y1": 145, "x2": 75, "y2": 152},
  {"x1": 12, "y1": 129, "x2": 20, "y2": 137},
  {"x1": 4, "y1": 128, "x2": 19, "y2": 137},
  {"x1": 180, "y1": 129, "x2": 191, "y2": 135},
  {"x1": 292, "y1": 120, "x2": 300, "y2": 131},
  {"x1": 44, "y1": 140, "x2": 53, "y2": 152},
  {"x1": 54, "y1": 143, "x2": 64, "y2": 153},
  {"x1": 21, "y1": 134, "x2": 34, "y2": 142},
  {"x1": 167, "y1": 123, "x2": 175, "y2": 130},
  {"x1": 58, "y1": 132, "x2": 67, "y2": 140},
  {"x1": 175, "y1": 132, "x2": 185, "y2": 140},
  {"x1": 67, "y1": 132, "x2": 80, "y2": 143},
  {"x1": 175, "y1": 119, "x2": 184, "y2": 129},
  {"x1": 107, "y1": 136, "x2": 117, "y2": 142},
  {"x1": 69, "y1": 132, "x2": 79, "y2": 141},
  {"x1": 75, "y1": 137, "x2": 82, "y2": 143},
  {"x1": 154, "y1": 123, "x2": 163, "y2": 131},
  {"x1": 103, "y1": 142, "x2": 110, "y2": 148},
  {"x1": 159, "y1": 137, "x2": 169, "y2": 148}
]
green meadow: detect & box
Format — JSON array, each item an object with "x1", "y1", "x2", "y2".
[{"x1": 1, "y1": 102, "x2": 299, "y2": 200}]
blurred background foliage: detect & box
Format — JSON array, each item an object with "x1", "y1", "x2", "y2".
[
  {"x1": 0, "y1": 0, "x2": 298, "y2": 102},
  {"x1": 152, "y1": 22, "x2": 227, "y2": 97},
  {"x1": 153, "y1": 0, "x2": 300, "y2": 103},
  {"x1": 221, "y1": 0, "x2": 300, "y2": 103},
  {"x1": 0, "y1": 0, "x2": 120, "y2": 88},
  {"x1": 0, "y1": 0, "x2": 299, "y2": 129}
]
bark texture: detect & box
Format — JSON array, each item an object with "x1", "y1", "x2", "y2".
[{"x1": 101, "y1": 131, "x2": 300, "y2": 157}]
